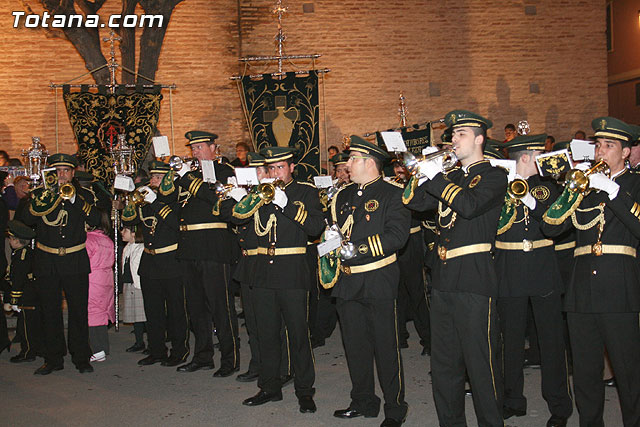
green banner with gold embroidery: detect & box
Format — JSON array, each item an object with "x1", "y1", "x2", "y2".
[
  {"x1": 63, "y1": 86, "x2": 162, "y2": 185},
  {"x1": 239, "y1": 71, "x2": 319, "y2": 181}
]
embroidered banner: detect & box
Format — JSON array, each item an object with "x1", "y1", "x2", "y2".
[
  {"x1": 239, "y1": 71, "x2": 320, "y2": 181},
  {"x1": 63, "y1": 86, "x2": 162, "y2": 185}
]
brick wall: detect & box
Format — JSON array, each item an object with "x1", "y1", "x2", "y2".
[{"x1": 0, "y1": 0, "x2": 607, "y2": 162}]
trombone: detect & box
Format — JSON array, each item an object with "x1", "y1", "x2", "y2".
[{"x1": 402, "y1": 148, "x2": 458, "y2": 179}]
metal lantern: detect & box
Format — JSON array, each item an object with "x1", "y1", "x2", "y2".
[
  {"x1": 110, "y1": 134, "x2": 135, "y2": 176},
  {"x1": 21, "y1": 136, "x2": 49, "y2": 186}
]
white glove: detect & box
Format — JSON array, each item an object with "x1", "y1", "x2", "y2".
[
  {"x1": 139, "y1": 186, "x2": 157, "y2": 204},
  {"x1": 273, "y1": 187, "x2": 288, "y2": 209},
  {"x1": 68, "y1": 193, "x2": 77, "y2": 204},
  {"x1": 3, "y1": 303, "x2": 11, "y2": 312},
  {"x1": 227, "y1": 176, "x2": 238, "y2": 187},
  {"x1": 229, "y1": 187, "x2": 248, "y2": 202},
  {"x1": 420, "y1": 159, "x2": 443, "y2": 180},
  {"x1": 574, "y1": 162, "x2": 591, "y2": 171},
  {"x1": 589, "y1": 173, "x2": 620, "y2": 199},
  {"x1": 521, "y1": 192, "x2": 537, "y2": 210},
  {"x1": 10, "y1": 305, "x2": 20, "y2": 313},
  {"x1": 177, "y1": 163, "x2": 191, "y2": 177}
]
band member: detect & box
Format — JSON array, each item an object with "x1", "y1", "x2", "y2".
[
  {"x1": 391, "y1": 159, "x2": 430, "y2": 355},
  {"x1": 238, "y1": 147, "x2": 323, "y2": 414},
  {"x1": 403, "y1": 110, "x2": 506, "y2": 426},
  {"x1": 542, "y1": 117, "x2": 640, "y2": 427},
  {"x1": 23, "y1": 153, "x2": 100, "y2": 374},
  {"x1": 331, "y1": 152, "x2": 351, "y2": 185},
  {"x1": 174, "y1": 131, "x2": 239, "y2": 377},
  {"x1": 327, "y1": 136, "x2": 410, "y2": 427},
  {"x1": 231, "y1": 152, "x2": 292, "y2": 383},
  {"x1": 5, "y1": 220, "x2": 42, "y2": 363},
  {"x1": 496, "y1": 134, "x2": 572, "y2": 426},
  {"x1": 122, "y1": 161, "x2": 190, "y2": 367}
]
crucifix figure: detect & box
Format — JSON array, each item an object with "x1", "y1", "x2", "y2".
[{"x1": 103, "y1": 30, "x2": 122, "y2": 94}]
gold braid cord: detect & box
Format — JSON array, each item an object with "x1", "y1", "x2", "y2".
[
  {"x1": 438, "y1": 201, "x2": 457, "y2": 229},
  {"x1": 254, "y1": 210, "x2": 277, "y2": 238},
  {"x1": 42, "y1": 209, "x2": 68, "y2": 227},
  {"x1": 571, "y1": 203, "x2": 605, "y2": 231}
]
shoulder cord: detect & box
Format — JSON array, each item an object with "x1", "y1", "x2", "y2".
[
  {"x1": 43, "y1": 208, "x2": 68, "y2": 227},
  {"x1": 571, "y1": 203, "x2": 605, "y2": 231},
  {"x1": 254, "y1": 210, "x2": 277, "y2": 242},
  {"x1": 438, "y1": 201, "x2": 457, "y2": 229}
]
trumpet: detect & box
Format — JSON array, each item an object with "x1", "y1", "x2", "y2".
[
  {"x1": 128, "y1": 187, "x2": 152, "y2": 207},
  {"x1": 213, "y1": 181, "x2": 235, "y2": 199},
  {"x1": 507, "y1": 178, "x2": 529, "y2": 200},
  {"x1": 256, "y1": 179, "x2": 286, "y2": 203},
  {"x1": 402, "y1": 148, "x2": 458, "y2": 179},
  {"x1": 169, "y1": 155, "x2": 200, "y2": 172},
  {"x1": 564, "y1": 160, "x2": 610, "y2": 194},
  {"x1": 59, "y1": 183, "x2": 76, "y2": 200}
]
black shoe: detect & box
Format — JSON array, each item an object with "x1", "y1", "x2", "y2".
[
  {"x1": 280, "y1": 374, "x2": 294, "y2": 387},
  {"x1": 213, "y1": 365, "x2": 240, "y2": 377},
  {"x1": 503, "y1": 407, "x2": 526, "y2": 419},
  {"x1": 604, "y1": 377, "x2": 617, "y2": 387},
  {"x1": 333, "y1": 408, "x2": 377, "y2": 419},
  {"x1": 126, "y1": 343, "x2": 146, "y2": 353},
  {"x1": 399, "y1": 342, "x2": 409, "y2": 349},
  {"x1": 298, "y1": 396, "x2": 316, "y2": 413},
  {"x1": 381, "y1": 417, "x2": 404, "y2": 427},
  {"x1": 465, "y1": 388, "x2": 472, "y2": 396},
  {"x1": 161, "y1": 353, "x2": 188, "y2": 367},
  {"x1": 236, "y1": 370, "x2": 259, "y2": 382},
  {"x1": 177, "y1": 361, "x2": 215, "y2": 373},
  {"x1": 547, "y1": 415, "x2": 568, "y2": 427},
  {"x1": 76, "y1": 363, "x2": 94, "y2": 373},
  {"x1": 142, "y1": 348, "x2": 150, "y2": 355},
  {"x1": 242, "y1": 390, "x2": 283, "y2": 406},
  {"x1": 421, "y1": 346, "x2": 431, "y2": 356},
  {"x1": 523, "y1": 358, "x2": 541, "y2": 368},
  {"x1": 138, "y1": 355, "x2": 166, "y2": 366},
  {"x1": 311, "y1": 338, "x2": 325, "y2": 349},
  {"x1": 10, "y1": 353, "x2": 37, "y2": 363},
  {"x1": 34, "y1": 363, "x2": 64, "y2": 375}
]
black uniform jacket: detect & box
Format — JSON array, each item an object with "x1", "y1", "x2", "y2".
[
  {"x1": 252, "y1": 180, "x2": 324, "y2": 289},
  {"x1": 8, "y1": 246, "x2": 34, "y2": 305},
  {"x1": 22, "y1": 182, "x2": 100, "y2": 277},
  {"x1": 176, "y1": 164, "x2": 236, "y2": 263},
  {"x1": 542, "y1": 168, "x2": 640, "y2": 313},
  {"x1": 233, "y1": 222, "x2": 258, "y2": 285},
  {"x1": 404, "y1": 160, "x2": 507, "y2": 297},
  {"x1": 124, "y1": 191, "x2": 182, "y2": 280},
  {"x1": 331, "y1": 177, "x2": 410, "y2": 300},
  {"x1": 495, "y1": 175, "x2": 562, "y2": 297}
]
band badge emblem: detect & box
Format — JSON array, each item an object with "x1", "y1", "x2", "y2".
[
  {"x1": 268, "y1": 244, "x2": 276, "y2": 257},
  {"x1": 531, "y1": 185, "x2": 550, "y2": 201},
  {"x1": 358, "y1": 244, "x2": 368, "y2": 254},
  {"x1": 469, "y1": 175, "x2": 482, "y2": 188},
  {"x1": 600, "y1": 119, "x2": 607, "y2": 129},
  {"x1": 438, "y1": 246, "x2": 447, "y2": 261},
  {"x1": 591, "y1": 241, "x2": 603, "y2": 256},
  {"x1": 522, "y1": 239, "x2": 533, "y2": 252},
  {"x1": 449, "y1": 113, "x2": 457, "y2": 124},
  {"x1": 341, "y1": 265, "x2": 352, "y2": 275},
  {"x1": 364, "y1": 199, "x2": 379, "y2": 212}
]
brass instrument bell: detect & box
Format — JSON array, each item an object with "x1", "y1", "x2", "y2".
[
  {"x1": 213, "y1": 181, "x2": 235, "y2": 199},
  {"x1": 59, "y1": 183, "x2": 76, "y2": 200},
  {"x1": 169, "y1": 155, "x2": 200, "y2": 172},
  {"x1": 565, "y1": 160, "x2": 610, "y2": 193},
  {"x1": 256, "y1": 179, "x2": 286, "y2": 203},
  {"x1": 507, "y1": 178, "x2": 529, "y2": 200}
]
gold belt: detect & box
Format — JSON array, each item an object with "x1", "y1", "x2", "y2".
[
  {"x1": 554, "y1": 241, "x2": 576, "y2": 251},
  {"x1": 256, "y1": 246, "x2": 306, "y2": 256},
  {"x1": 340, "y1": 254, "x2": 397, "y2": 275},
  {"x1": 410, "y1": 226, "x2": 422, "y2": 234},
  {"x1": 179, "y1": 222, "x2": 227, "y2": 231},
  {"x1": 144, "y1": 243, "x2": 178, "y2": 255},
  {"x1": 36, "y1": 242, "x2": 86, "y2": 256},
  {"x1": 437, "y1": 243, "x2": 492, "y2": 261},
  {"x1": 495, "y1": 239, "x2": 553, "y2": 252},
  {"x1": 242, "y1": 249, "x2": 258, "y2": 256},
  {"x1": 574, "y1": 244, "x2": 636, "y2": 258}
]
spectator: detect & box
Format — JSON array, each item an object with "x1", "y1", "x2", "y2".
[
  {"x1": 0, "y1": 151, "x2": 9, "y2": 167},
  {"x1": 574, "y1": 130, "x2": 587, "y2": 140},
  {"x1": 545, "y1": 135, "x2": 555, "y2": 152},
  {"x1": 503, "y1": 124, "x2": 517, "y2": 143},
  {"x1": 328, "y1": 145, "x2": 339, "y2": 158},
  {"x1": 231, "y1": 142, "x2": 251, "y2": 167},
  {"x1": 121, "y1": 224, "x2": 146, "y2": 353},
  {"x1": 86, "y1": 210, "x2": 116, "y2": 362}
]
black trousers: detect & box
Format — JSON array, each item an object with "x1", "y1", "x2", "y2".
[
  {"x1": 431, "y1": 289, "x2": 503, "y2": 427},
  {"x1": 567, "y1": 312, "x2": 640, "y2": 427},
  {"x1": 240, "y1": 281, "x2": 291, "y2": 377},
  {"x1": 140, "y1": 275, "x2": 189, "y2": 360},
  {"x1": 35, "y1": 273, "x2": 91, "y2": 366},
  {"x1": 397, "y1": 265, "x2": 430, "y2": 348},
  {"x1": 13, "y1": 281, "x2": 43, "y2": 358},
  {"x1": 252, "y1": 287, "x2": 314, "y2": 397},
  {"x1": 182, "y1": 260, "x2": 239, "y2": 368},
  {"x1": 308, "y1": 248, "x2": 338, "y2": 342},
  {"x1": 336, "y1": 297, "x2": 407, "y2": 421},
  {"x1": 498, "y1": 292, "x2": 572, "y2": 418},
  {"x1": 0, "y1": 293, "x2": 10, "y2": 352}
]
